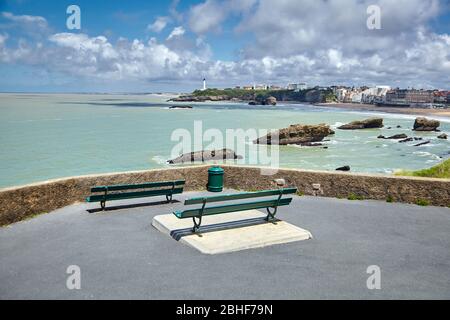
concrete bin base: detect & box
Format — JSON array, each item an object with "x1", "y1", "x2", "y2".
[{"x1": 152, "y1": 210, "x2": 312, "y2": 255}]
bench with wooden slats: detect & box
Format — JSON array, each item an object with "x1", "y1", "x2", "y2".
[
  {"x1": 86, "y1": 180, "x2": 185, "y2": 210},
  {"x1": 173, "y1": 188, "x2": 297, "y2": 233}
]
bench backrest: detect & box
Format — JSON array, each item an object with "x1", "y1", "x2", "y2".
[
  {"x1": 90, "y1": 180, "x2": 185, "y2": 193},
  {"x1": 87, "y1": 180, "x2": 185, "y2": 202},
  {"x1": 174, "y1": 188, "x2": 297, "y2": 219}
]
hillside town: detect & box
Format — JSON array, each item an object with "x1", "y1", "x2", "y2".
[
  {"x1": 222, "y1": 83, "x2": 450, "y2": 108},
  {"x1": 232, "y1": 82, "x2": 450, "y2": 108}
]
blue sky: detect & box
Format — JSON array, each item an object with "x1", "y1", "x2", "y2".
[{"x1": 0, "y1": 0, "x2": 449, "y2": 92}]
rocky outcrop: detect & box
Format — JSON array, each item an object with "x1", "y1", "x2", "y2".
[
  {"x1": 336, "y1": 166, "x2": 351, "y2": 172},
  {"x1": 265, "y1": 96, "x2": 277, "y2": 105},
  {"x1": 254, "y1": 124, "x2": 334, "y2": 145},
  {"x1": 413, "y1": 117, "x2": 440, "y2": 132},
  {"x1": 305, "y1": 90, "x2": 324, "y2": 103},
  {"x1": 338, "y1": 118, "x2": 383, "y2": 130},
  {"x1": 167, "y1": 149, "x2": 243, "y2": 164},
  {"x1": 437, "y1": 133, "x2": 448, "y2": 140},
  {"x1": 377, "y1": 134, "x2": 408, "y2": 140},
  {"x1": 249, "y1": 96, "x2": 277, "y2": 106}
]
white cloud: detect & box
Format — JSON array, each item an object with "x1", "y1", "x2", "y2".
[
  {"x1": 188, "y1": 0, "x2": 227, "y2": 34},
  {"x1": 187, "y1": 0, "x2": 257, "y2": 34},
  {"x1": 147, "y1": 16, "x2": 171, "y2": 33},
  {"x1": 0, "y1": 33, "x2": 8, "y2": 45},
  {"x1": 166, "y1": 26, "x2": 185, "y2": 40},
  {"x1": 1, "y1": 11, "x2": 49, "y2": 33},
  {"x1": 2, "y1": 11, "x2": 47, "y2": 26}
]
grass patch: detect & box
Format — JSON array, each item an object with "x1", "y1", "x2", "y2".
[
  {"x1": 348, "y1": 193, "x2": 364, "y2": 201},
  {"x1": 415, "y1": 199, "x2": 430, "y2": 207},
  {"x1": 386, "y1": 195, "x2": 394, "y2": 203},
  {"x1": 296, "y1": 191, "x2": 304, "y2": 197},
  {"x1": 396, "y1": 159, "x2": 450, "y2": 179}
]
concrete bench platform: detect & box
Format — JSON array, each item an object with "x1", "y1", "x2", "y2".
[{"x1": 152, "y1": 210, "x2": 312, "y2": 254}]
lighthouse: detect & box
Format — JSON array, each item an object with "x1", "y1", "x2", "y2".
[{"x1": 202, "y1": 78, "x2": 206, "y2": 91}]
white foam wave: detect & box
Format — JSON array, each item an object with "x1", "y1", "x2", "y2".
[
  {"x1": 413, "y1": 151, "x2": 441, "y2": 160},
  {"x1": 151, "y1": 155, "x2": 168, "y2": 165}
]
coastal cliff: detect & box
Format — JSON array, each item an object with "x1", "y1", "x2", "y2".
[{"x1": 169, "y1": 88, "x2": 336, "y2": 104}]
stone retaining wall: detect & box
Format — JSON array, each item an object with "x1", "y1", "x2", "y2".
[
  {"x1": 0, "y1": 166, "x2": 209, "y2": 226},
  {"x1": 0, "y1": 165, "x2": 449, "y2": 226},
  {"x1": 222, "y1": 165, "x2": 450, "y2": 206}
]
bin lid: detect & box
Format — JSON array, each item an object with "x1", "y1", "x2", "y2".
[{"x1": 208, "y1": 166, "x2": 224, "y2": 173}]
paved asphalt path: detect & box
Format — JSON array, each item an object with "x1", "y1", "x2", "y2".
[{"x1": 1, "y1": 191, "x2": 450, "y2": 299}]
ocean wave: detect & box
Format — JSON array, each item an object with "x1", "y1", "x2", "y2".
[
  {"x1": 331, "y1": 122, "x2": 344, "y2": 128},
  {"x1": 413, "y1": 151, "x2": 441, "y2": 160},
  {"x1": 9, "y1": 118, "x2": 63, "y2": 123},
  {"x1": 151, "y1": 155, "x2": 168, "y2": 165}
]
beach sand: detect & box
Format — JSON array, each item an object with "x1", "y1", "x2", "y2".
[{"x1": 315, "y1": 103, "x2": 450, "y2": 119}]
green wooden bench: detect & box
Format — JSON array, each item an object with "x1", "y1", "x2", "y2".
[
  {"x1": 173, "y1": 188, "x2": 297, "y2": 233},
  {"x1": 86, "y1": 180, "x2": 185, "y2": 210}
]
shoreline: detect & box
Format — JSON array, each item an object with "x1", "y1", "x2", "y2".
[{"x1": 315, "y1": 102, "x2": 450, "y2": 119}]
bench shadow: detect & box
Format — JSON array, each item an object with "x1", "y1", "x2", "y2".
[
  {"x1": 170, "y1": 217, "x2": 280, "y2": 241},
  {"x1": 87, "y1": 199, "x2": 180, "y2": 213}
]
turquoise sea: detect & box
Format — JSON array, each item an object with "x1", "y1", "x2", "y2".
[{"x1": 0, "y1": 93, "x2": 449, "y2": 189}]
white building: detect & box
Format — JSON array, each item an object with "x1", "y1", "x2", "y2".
[
  {"x1": 254, "y1": 84, "x2": 268, "y2": 90},
  {"x1": 336, "y1": 88, "x2": 348, "y2": 102},
  {"x1": 351, "y1": 91, "x2": 363, "y2": 103},
  {"x1": 361, "y1": 86, "x2": 391, "y2": 104},
  {"x1": 287, "y1": 83, "x2": 308, "y2": 91},
  {"x1": 201, "y1": 78, "x2": 206, "y2": 91}
]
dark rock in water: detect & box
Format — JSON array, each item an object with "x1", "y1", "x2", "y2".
[
  {"x1": 265, "y1": 96, "x2": 277, "y2": 106},
  {"x1": 254, "y1": 123, "x2": 334, "y2": 145},
  {"x1": 169, "y1": 105, "x2": 193, "y2": 109},
  {"x1": 300, "y1": 142, "x2": 323, "y2": 147},
  {"x1": 387, "y1": 127, "x2": 392, "y2": 130},
  {"x1": 248, "y1": 96, "x2": 277, "y2": 106},
  {"x1": 378, "y1": 134, "x2": 408, "y2": 140},
  {"x1": 336, "y1": 166, "x2": 351, "y2": 172},
  {"x1": 413, "y1": 117, "x2": 440, "y2": 131},
  {"x1": 413, "y1": 141, "x2": 431, "y2": 147},
  {"x1": 389, "y1": 134, "x2": 408, "y2": 140},
  {"x1": 414, "y1": 137, "x2": 423, "y2": 141},
  {"x1": 396, "y1": 125, "x2": 402, "y2": 128},
  {"x1": 437, "y1": 133, "x2": 448, "y2": 140},
  {"x1": 338, "y1": 118, "x2": 383, "y2": 130},
  {"x1": 167, "y1": 149, "x2": 243, "y2": 164},
  {"x1": 399, "y1": 137, "x2": 414, "y2": 143}
]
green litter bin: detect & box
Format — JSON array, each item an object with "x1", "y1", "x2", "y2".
[{"x1": 207, "y1": 166, "x2": 224, "y2": 192}]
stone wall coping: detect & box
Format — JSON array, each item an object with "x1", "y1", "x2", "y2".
[
  {"x1": 0, "y1": 165, "x2": 211, "y2": 192},
  {"x1": 220, "y1": 164, "x2": 450, "y2": 182},
  {"x1": 1, "y1": 164, "x2": 448, "y2": 193}
]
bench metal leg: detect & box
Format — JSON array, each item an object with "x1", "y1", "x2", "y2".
[
  {"x1": 192, "y1": 216, "x2": 203, "y2": 233},
  {"x1": 266, "y1": 207, "x2": 278, "y2": 222},
  {"x1": 266, "y1": 191, "x2": 282, "y2": 223},
  {"x1": 101, "y1": 188, "x2": 108, "y2": 211},
  {"x1": 166, "y1": 194, "x2": 173, "y2": 203},
  {"x1": 192, "y1": 198, "x2": 207, "y2": 234}
]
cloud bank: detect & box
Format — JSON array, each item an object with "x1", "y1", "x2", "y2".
[{"x1": 0, "y1": 0, "x2": 449, "y2": 91}]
